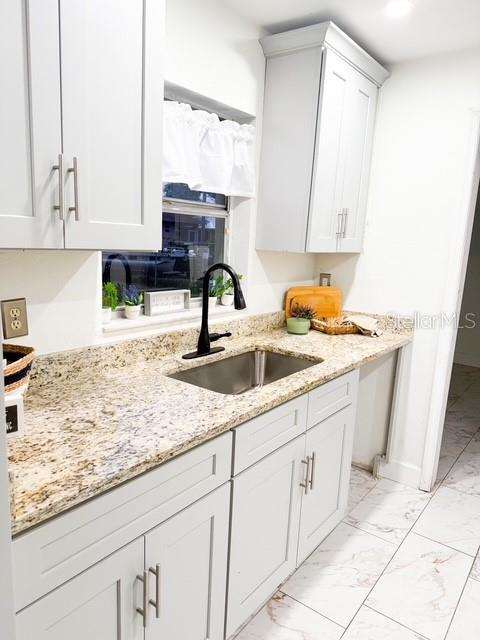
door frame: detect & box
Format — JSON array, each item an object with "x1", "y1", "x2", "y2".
[
  {"x1": 420, "y1": 110, "x2": 480, "y2": 491},
  {"x1": 0, "y1": 335, "x2": 16, "y2": 638}
]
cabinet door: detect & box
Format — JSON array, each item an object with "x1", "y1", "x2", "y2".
[
  {"x1": 339, "y1": 72, "x2": 378, "y2": 253},
  {"x1": 145, "y1": 484, "x2": 230, "y2": 640},
  {"x1": 297, "y1": 406, "x2": 355, "y2": 564},
  {"x1": 0, "y1": 1, "x2": 63, "y2": 248},
  {"x1": 256, "y1": 46, "x2": 323, "y2": 253},
  {"x1": 60, "y1": 0, "x2": 164, "y2": 250},
  {"x1": 16, "y1": 539, "x2": 144, "y2": 640},
  {"x1": 306, "y1": 48, "x2": 351, "y2": 253},
  {"x1": 226, "y1": 436, "x2": 305, "y2": 638}
]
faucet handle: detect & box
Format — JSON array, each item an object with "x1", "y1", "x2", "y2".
[{"x1": 209, "y1": 332, "x2": 232, "y2": 342}]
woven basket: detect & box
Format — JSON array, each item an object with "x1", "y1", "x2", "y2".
[
  {"x1": 311, "y1": 318, "x2": 360, "y2": 336},
  {"x1": 3, "y1": 344, "x2": 35, "y2": 394}
]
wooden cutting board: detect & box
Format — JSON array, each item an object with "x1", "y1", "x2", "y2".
[{"x1": 285, "y1": 286, "x2": 342, "y2": 319}]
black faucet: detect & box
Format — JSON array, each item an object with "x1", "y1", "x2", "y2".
[{"x1": 183, "y1": 263, "x2": 246, "y2": 360}]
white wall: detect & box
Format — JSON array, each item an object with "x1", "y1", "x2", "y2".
[
  {"x1": 0, "y1": 0, "x2": 318, "y2": 355},
  {"x1": 165, "y1": 0, "x2": 262, "y2": 117},
  {"x1": 317, "y1": 46, "x2": 480, "y2": 477},
  {"x1": 0, "y1": 251, "x2": 100, "y2": 354},
  {"x1": 455, "y1": 185, "x2": 480, "y2": 367}
]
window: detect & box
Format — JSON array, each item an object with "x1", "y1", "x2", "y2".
[
  {"x1": 163, "y1": 182, "x2": 227, "y2": 208},
  {"x1": 102, "y1": 183, "x2": 228, "y2": 298}
]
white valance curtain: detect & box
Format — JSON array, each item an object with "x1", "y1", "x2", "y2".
[{"x1": 163, "y1": 101, "x2": 256, "y2": 198}]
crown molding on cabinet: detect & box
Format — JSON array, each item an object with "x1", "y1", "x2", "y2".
[{"x1": 260, "y1": 21, "x2": 389, "y2": 87}]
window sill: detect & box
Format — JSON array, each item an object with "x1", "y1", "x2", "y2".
[{"x1": 101, "y1": 303, "x2": 245, "y2": 338}]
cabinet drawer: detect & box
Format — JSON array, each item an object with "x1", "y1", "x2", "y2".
[
  {"x1": 233, "y1": 395, "x2": 308, "y2": 474},
  {"x1": 13, "y1": 432, "x2": 232, "y2": 612},
  {"x1": 307, "y1": 370, "x2": 359, "y2": 428}
]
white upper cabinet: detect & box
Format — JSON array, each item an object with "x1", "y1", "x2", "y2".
[
  {"x1": 0, "y1": 1, "x2": 63, "y2": 248},
  {"x1": 257, "y1": 22, "x2": 388, "y2": 254},
  {"x1": 61, "y1": 0, "x2": 163, "y2": 250},
  {"x1": 0, "y1": 0, "x2": 164, "y2": 251}
]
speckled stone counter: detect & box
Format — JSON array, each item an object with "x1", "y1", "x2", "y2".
[{"x1": 7, "y1": 312, "x2": 412, "y2": 535}]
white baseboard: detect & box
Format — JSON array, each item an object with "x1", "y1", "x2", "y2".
[
  {"x1": 374, "y1": 455, "x2": 422, "y2": 489},
  {"x1": 453, "y1": 353, "x2": 480, "y2": 368}
]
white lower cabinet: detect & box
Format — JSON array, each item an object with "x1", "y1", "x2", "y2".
[
  {"x1": 226, "y1": 436, "x2": 306, "y2": 638},
  {"x1": 226, "y1": 370, "x2": 359, "y2": 638},
  {"x1": 16, "y1": 538, "x2": 144, "y2": 640},
  {"x1": 297, "y1": 405, "x2": 356, "y2": 564},
  {"x1": 16, "y1": 485, "x2": 230, "y2": 640},
  {"x1": 145, "y1": 484, "x2": 230, "y2": 640},
  {"x1": 13, "y1": 370, "x2": 361, "y2": 640}
]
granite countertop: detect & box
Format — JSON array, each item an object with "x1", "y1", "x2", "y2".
[{"x1": 7, "y1": 313, "x2": 412, "y2": 536}]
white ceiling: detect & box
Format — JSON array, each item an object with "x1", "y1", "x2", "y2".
[{"x1": 224, "y1": 0, "x2": 480, "y2": 65}]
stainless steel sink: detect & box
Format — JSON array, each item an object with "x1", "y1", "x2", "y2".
[{"x1": 169, "y1": 349, "x2": 321, "y2": 395}]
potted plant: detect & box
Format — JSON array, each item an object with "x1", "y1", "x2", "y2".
[
  {"x1": 287, "y1": 304, "x2": 316, "y2": 335},
  {"x1": 102, "y1": 282, "x2": 119, "y2": 324},
  {"x1": 220, "y1": 274, "x2": 243, "y2": 306},
  {"x1": 208, "y1": 278, "x2": 220, "y2": 310},
  {"x1": 122, "y1": 285, "x2": 144, "y2": 320}
]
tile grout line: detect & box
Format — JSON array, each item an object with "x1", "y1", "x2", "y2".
[
  {"x1": 348, "y1": 473, "x2": 379, "y2": 509},
  {"x1": 238, "y1": 368, "x2": 480, "y2": 640},
  {"x1": 338, "y1": 372, "x2": 479, "y2": 637},
  {"x1": 363, "y1": 603, "x2": 430, "y2": 639},
  {"x1": 277, "y1": 590, "x2": 346, "y2": 631},
  {"x1": 336, "y1": 454, "x2": 459, "y2": 639},
  {"x1": 341, "y1": 519, "x2": 401, "y2": 547},
  {"x1": 439, "y1": 428, "x2": 480, "y2": 497},
  {"x1": 437, "y1": 370, "x2": 480, "y2": 639},
  {"x1": 412, "y1": 530, "x2": 479, "y2": 559},
  {"x1": 236, "y1": 367, "x2": 480, "y2": 639},
  {"x1": 337, "y1": 489, "x2": 438, "y2": 637},
  {"x1": 340, "y1": 370, "x2": 480, "y2": 638},
  {"x1": 440, "y1": 555, "x2": 476, "y2": 640},
  {"x1": 434, "y1": 420, "x2": 480, "y2": 490}
]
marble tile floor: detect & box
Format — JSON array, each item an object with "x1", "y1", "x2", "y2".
[{"x1": 234, "y1": 364, "x2": 480, "y2": 640}]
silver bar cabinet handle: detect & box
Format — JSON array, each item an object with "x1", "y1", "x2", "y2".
[
  {"x1": 52, "y1": 153, "x2": 64, "y2": 221},
  {"x1": 309, "y1": 451, "x2": 316, "y2": 491},
  {"x1": 68, "y1": 156, "x2": 80, "y2": 221},
  {"x1": 300, "y1": 456, "x2": 311, "y2": 495},
  {"x1": 342, "y1": 208, "x2": 348, "y2": 238},
  {"x1": 136, "y1": 570, "x2": 149, "y2": 628},
  {"x1": 336, "y1": 210, "x2": 343, "y2": 237},
  {"x1": 149, "y1": 564, "x2": 161, "y2": 618}
]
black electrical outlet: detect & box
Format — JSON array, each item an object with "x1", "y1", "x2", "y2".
[{"x1": 5, "y1": 404, "x2": 19, "y2": 435}]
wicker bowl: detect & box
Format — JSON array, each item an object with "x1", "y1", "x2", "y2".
[
  {"x1": 311, "y1": 318, "x2": 360, "y2": 336},
  {"x1": 3, "y1": 344, "x2": 35, "y2": 394}
]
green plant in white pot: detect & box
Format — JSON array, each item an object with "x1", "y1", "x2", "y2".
[
  {"x1": 219, "y1": 274, "x2": 243, "y2": 306},
  {"x1": 287, "y1": 304, "x2": 316, "y2": 335},
  {"x1": 208, "y1": 279, "x2": 220, "y2": 310},
  {"x1": 122, "y1": 285, "x2": 144, "y2": 320},
  {"x1": 102, "y1": 282, "x2": 119, "y2": 324}
]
